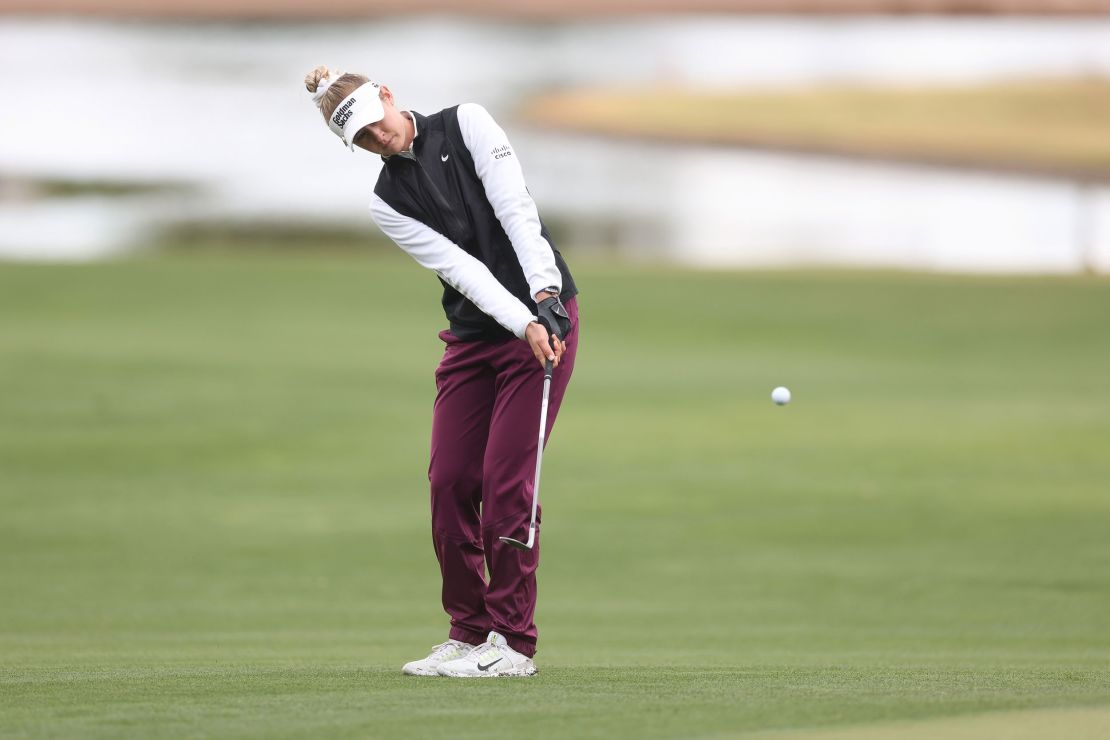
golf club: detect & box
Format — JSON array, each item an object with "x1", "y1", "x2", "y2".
[{"x1": 499, "y1": 357, "x2": 554, "y2": 550}]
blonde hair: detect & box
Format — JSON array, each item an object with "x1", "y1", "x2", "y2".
[{"x1": 304, "y1": 65, "x2": 370, "y2": 121}]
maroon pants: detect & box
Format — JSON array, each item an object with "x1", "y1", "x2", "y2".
[{"x1": 428, "y1": 298, "x2": 579, "y2": 658}]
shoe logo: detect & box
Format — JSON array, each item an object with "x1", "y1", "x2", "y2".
[
  {"x1": 477, "y1": 657, "x2": 503, "y2": 672},
  {"x1": 441, "y1": 154, "x2": 450, "y2": 162}
]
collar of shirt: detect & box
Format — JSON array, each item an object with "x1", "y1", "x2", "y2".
[{"x1": 384, "y1": 111, "x2": 419, "y2": 162}]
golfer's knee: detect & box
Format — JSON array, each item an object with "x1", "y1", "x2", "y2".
[
  {"x1": 480, "y1": 488, "x2": 540, "y2": 532},
  {"x1": 430, "y1": 464, "x2": 481, "y2": 501}
]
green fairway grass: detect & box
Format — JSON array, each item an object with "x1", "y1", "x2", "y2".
[{"x1": 1, "y1": 251, "x2": 1108, "y2": 738}]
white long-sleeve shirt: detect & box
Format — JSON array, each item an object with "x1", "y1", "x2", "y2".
[{"x1": 369, "y1": 104, "x2": 561, "y2": 339}]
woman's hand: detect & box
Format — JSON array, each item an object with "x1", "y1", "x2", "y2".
[{"x1": 525, "y1": 321, "x2": 564, "y2": 369}]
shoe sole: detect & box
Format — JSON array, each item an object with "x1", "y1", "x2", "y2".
[
  {"x1": 402, "y1": 666, "x2": 446, "y2": 676},
  {"x1": 437, "y1": 667, "x2": 537, "y2": 678}
]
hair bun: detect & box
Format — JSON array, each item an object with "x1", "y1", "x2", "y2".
[{"x1": 304, "y1": 65, "x2": 331, "y2": 94}]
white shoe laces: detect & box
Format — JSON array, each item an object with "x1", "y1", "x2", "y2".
[
  {"x1": 466, "y1": 639, "x2": 508, "y2": 665},
  {"x1": 468, "y1": 640, "x2": 501, "y2": 662},
  {"x1": 428, "y1": 640, "x2": 466, "y2": 660}
]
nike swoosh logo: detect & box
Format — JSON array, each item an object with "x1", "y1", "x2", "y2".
[
  {"x1": 477, "y1": 658, "x2": 502, "y2": 671},
  {"x1": 441, "y1": 154, "x2": 450, "y2": 162}
]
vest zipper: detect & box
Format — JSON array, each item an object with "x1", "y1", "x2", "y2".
[{"x1": 411, "y1": 158, "x2": 471, "y2": 244}]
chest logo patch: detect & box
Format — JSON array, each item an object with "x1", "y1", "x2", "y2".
[{"x1": 441, "y1": 153, "x2": 450, "y2": 162}]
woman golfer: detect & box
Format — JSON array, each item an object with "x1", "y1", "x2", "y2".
[{"x1": 305, "y1": 66, "x2": 579, "y2": 678}]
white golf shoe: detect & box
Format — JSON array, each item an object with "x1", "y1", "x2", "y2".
[
  {"x1": 436, "y1": 631, "x2": 537, "y2": 678},
  {"x1": 402, "y1": 639, "x2": 475, "y2": 676}
]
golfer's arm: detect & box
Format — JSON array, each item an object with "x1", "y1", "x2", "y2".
[
  {"x1": 458, "y1": 103, "x2": 561, "y2": 300},
  {"x1": 370, "y1": 194, "x2": 537, "y2": 339}
]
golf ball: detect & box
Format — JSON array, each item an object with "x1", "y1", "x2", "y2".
[{"x1": 771, "y1": 386, "x2": 791, "y2": 405}]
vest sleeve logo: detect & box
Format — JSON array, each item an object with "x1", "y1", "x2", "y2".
[{"x1": 491, "y1": 145, "x2": 513, "y2": 160}]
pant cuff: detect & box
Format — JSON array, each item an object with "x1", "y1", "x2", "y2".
[
  {"x1": 502, "y1": 634, "x2": 536, "y2": 658},
  {"x1": 448, "y1": 625, "x2": 489, "y2": 647},
  {"x1": 451, "y1": 626, "x2": 536, "y2": 657}
]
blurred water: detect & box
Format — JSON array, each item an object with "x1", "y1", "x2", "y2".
[
  {"x1": 528, "y1": 134, "x2": 1110, "y2": 273},
  {"x1": 2, "y1": 16, "x2": 1109, "y2": 267}
]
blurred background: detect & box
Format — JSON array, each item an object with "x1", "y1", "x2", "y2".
[{"x1": 2, "y1": 0, "x2": 1109, "y2": 271}]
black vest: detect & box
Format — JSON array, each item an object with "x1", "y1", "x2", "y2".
[{"x1": 374, "y1": 107, "x2": 578, "y2": 341}]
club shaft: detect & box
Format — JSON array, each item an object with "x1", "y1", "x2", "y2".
[
  {"x1": 500, "y1": 360, "x2": 553, "y2": 550},
  {"x1": 526, "y1": 373, "x2": 551, "y2": 543}
]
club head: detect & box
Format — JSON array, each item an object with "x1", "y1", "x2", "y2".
[{"x1": 499, "y1": 535, "x2": 534, "y2": 551}]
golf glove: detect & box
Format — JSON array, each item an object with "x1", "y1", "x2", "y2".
[{"x1": 536, "y1": 295, "x2": 572, "y2": 342}]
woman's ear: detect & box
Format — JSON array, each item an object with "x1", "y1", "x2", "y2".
[{"x1": 379, "y1": 85, "x2": 394, "y2": 106}]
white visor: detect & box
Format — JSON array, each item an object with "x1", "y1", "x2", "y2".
[{"x1": 327, "y1": 81, "x2": 385, "y2": 150}]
